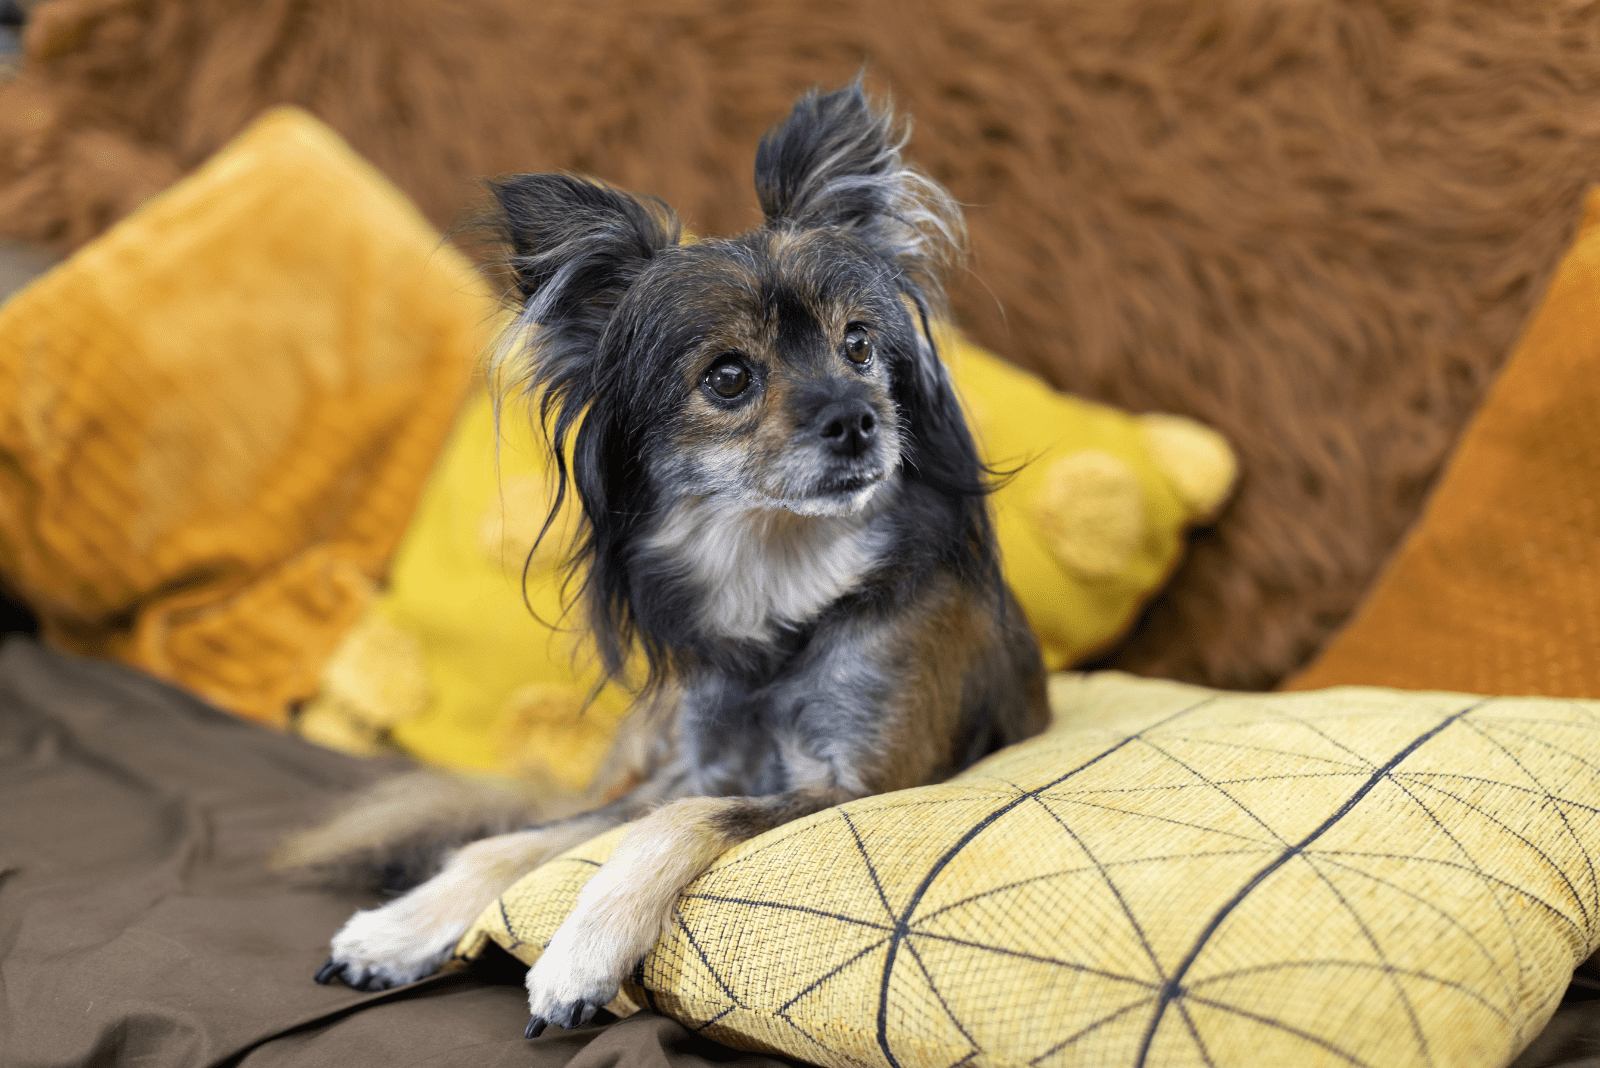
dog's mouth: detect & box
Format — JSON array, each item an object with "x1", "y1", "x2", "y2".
[
  {"x1": 764, "y1": 467, "x2": 893, "y2": 517},
  {"x1": 814, "y1": 472, "x2": 878, "y2": 496}
]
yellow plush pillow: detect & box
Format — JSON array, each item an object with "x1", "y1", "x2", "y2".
[
  {"x1": 946, "y1": 327, "x2": 1235, "y2": 671},
  {"x1": 301, "y1": 330, "x2": 1235, "y2": 784},
  {"x1": 298, "y1": 382, "x2": 632, "y2": 785},
  {"x1": 458, "y1": 674, "x2": 1599, "y2": 1068}
]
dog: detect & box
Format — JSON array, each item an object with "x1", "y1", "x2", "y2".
[{"x1": 301, "y1": 80, "x2": 1049, "y2": 1037}]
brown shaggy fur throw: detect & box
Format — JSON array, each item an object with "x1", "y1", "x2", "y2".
[{"x1": 3, "y1": 0, "x2": 1599, "y2": 689}]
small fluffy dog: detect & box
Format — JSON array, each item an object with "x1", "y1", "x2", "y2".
[{"x1": 304, "y1": 81, "x2": 1049, "y2": 1036}]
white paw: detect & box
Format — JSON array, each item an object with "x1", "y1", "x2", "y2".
[
  {"x1": 314, "y1": 903, "x2": 459, "y2": 992},
  {"x1": 522, "y1": 928, "x2": 628, "y2": 1037}
]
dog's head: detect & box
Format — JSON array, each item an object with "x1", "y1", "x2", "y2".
[{"x1": 493, "y1": 81, "x2": 985, "y2": 672}]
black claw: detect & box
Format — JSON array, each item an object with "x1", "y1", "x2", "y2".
[
  {"x1": 564, "y1": 1003, "x2": 585, "y2": 1030},
  {"x1": 314, "y1": 958, "x2": 344, "y2": 985},
  {"x1": 525, "y1": 1016, "x2": 548, "y2": 1040}
]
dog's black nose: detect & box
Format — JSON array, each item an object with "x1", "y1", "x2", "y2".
[{"x1": 815, "y1": 399, "x2": 878, "y2": 457}]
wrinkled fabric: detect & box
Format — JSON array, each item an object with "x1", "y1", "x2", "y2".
[{"x1": 0, "y1": 637, "x2": 799, "y2": 1068}]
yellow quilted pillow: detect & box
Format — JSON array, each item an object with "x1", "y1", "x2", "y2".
[
  {"x1": 302, "y1": 330, "x2": 1235, "y2": 784},
  {"x1": 457, "y1": 674, "x2": 1600, "y2": 1068}
]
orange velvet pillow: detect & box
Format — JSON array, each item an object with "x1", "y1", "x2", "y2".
[
  {"x1": 1286, "y1": 188, "x2": 1600, "y2": 696},
  {"x1": 0, "y1": 109, "x2": 488, "y2": 726}
]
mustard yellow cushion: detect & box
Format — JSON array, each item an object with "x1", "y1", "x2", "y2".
[
  {"x1": 0, "y1": 107, "x2": 488, "y2": 726},
  {"x1": 1286, "y1": 187, "x2": 1600, "y2": 699},
  {"x1": 458, "y1": 674, "x2": 1600, "y2": 1068},
  {"x1": 299, "y1": 382, "x2": 632, "y2": 786},
  {"x1": 946, "y1": 327, "x2": 1236, "y2": 671},
  {"x1": 303, "y1": 327, "x2": 1235, "y2": 784}
]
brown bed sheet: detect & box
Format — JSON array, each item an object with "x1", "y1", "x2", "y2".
[{"x1": 0, "y1": 636, "x2": 799, "y2": 1068}]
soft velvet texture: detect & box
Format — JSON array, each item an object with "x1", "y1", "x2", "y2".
[
  {"x1": 0, "y1": 108, "x2": 488, "y2": 725},
  {"x1": 1286, "y1": 187, "x2": 1600, "y2": 698},
  {"x1": 4, "y1": 0, "x2": 1599, "y2": 687}
]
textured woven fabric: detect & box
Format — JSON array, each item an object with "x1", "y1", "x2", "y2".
[
  {"x1": 0, "y1": 108, "x2": 489, "y2": 725},
  {"x1": 1285, "y1": 187, "x2": 1600, "y2": 699},
  {"x1": 459, "y1": 674, "x2": 1600, "y2": 1068}
]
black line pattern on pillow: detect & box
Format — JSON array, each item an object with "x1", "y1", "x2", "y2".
[{"x1": 628, "y1": 693, "x2": 1600, "y2": 1068}]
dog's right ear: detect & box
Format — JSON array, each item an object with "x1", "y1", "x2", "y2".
[
  {"x1": 491, "y1": 174, "x2": 681, "y2": 375},
  {"x1": 754, "y1": 81, "x2": 961, "y2": 305}
]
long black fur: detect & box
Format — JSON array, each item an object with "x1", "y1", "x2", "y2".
[{"x1": 492, "y1": 81, "x2": 989, "y2": 698}]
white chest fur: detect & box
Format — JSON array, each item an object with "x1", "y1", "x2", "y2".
[{"x1": 646, "y1": 492, "x2": 890, "y2": 641}]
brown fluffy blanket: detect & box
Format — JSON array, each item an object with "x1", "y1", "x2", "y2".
[{"x1": 3, "y1": 0, "x2": 1599, "y2": 688}]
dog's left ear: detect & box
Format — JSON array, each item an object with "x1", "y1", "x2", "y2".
[{"x1": 755, "y1": 80, "x2": 962, "y2": 307}]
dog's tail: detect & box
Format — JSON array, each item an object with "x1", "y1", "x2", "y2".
[{"x1": 271, "y1": 769, "x2": 586, "y2": 894}]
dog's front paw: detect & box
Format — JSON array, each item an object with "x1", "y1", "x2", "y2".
[
  {"x1": 314, "y1": 905, "x2": 457, "y2": 992},
  {"x1": 522, "y1": 933, "x2": 625, "y2": 1037}
]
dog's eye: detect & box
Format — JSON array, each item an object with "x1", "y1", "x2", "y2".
[
  {"x1": 704, "y1": 357, "x2": 751, "y2": 399},
  {"x1": 843, "y1": 325, "x2": 873, "y2": 365}
]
